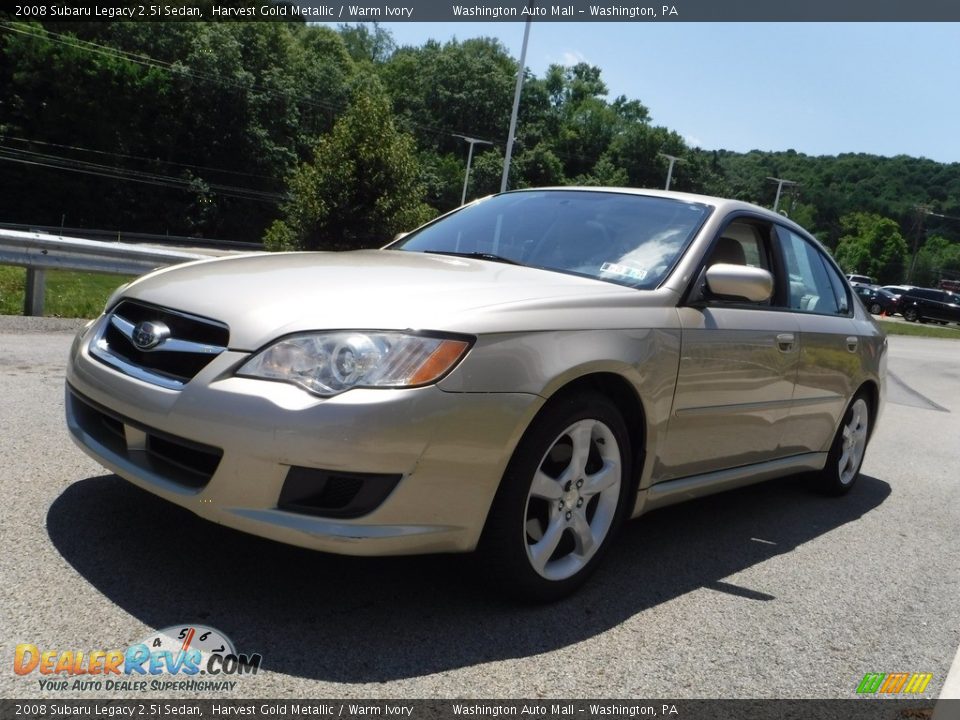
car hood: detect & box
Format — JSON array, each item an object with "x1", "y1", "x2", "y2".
[{"x1": 119, "y1": 250, "x2": 669, "y2": 350}]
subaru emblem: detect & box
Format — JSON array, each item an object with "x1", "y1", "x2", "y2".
[{"x1": 132, "y1": 320, "x2": 170, "y2": 351}]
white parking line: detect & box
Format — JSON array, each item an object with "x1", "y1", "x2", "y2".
[{"x1": 932, "y1": 641, "x2": 960, "y2": 719}]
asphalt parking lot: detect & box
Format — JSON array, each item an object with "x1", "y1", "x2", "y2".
[{"x1": 1, "y1": 317, "x2": 958, "y2": 700}]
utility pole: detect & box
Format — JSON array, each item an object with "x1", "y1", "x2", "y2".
[
  {"x1": 907, "y1": 205, "x2": 930, "y2": 284},
  {"x1": 501, "y1": 19, "x2": 531, "y2": 193},
  {"x1": 455, "y1": 135, "x2": 493, "y2": 205},
  {"x1": 766, "y1": 176, "x2": 797, "y2": 213},
  {"x1": 659, "y1": 153, "x2": 683, "y2": 190}
]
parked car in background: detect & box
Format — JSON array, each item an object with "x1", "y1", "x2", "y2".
[
  {"x1": 899, "y1": 287, "x2": 960, "y2": 324},
  {"x1": 854, "y1": 285, "x2": 899, "y2": 316},
  {"x1": 64, "y1": 188, "x2": 887, "y2": 600},
  {"x1": 846, "y1": 273, "x2": 875, "y2": 286},
  {"x1": 879, "y1": 285, "x2": 916, "y2": 316}
]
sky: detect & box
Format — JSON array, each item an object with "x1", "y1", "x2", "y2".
[{"x1": 325, "y1": 22, "x2": 960, "y2": 164}]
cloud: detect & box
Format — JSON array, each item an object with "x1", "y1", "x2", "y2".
[
  {"x1": 684, "y1": 134, "x2": 704, "y2": 147},
  {"x1": 544, "y1": 49, "x2": 588, "y2": 67}
]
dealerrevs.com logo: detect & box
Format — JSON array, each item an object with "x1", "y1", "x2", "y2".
[{"x1": 14, "y1": 625, "x2": 262, "y2": 692}]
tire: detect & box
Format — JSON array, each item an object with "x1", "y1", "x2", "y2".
[
  {"x1": 903, "y1": 308, "x2": 919, "y2": 322},
  {"x1": 481, "y1": 391, "x2": 633, "y2": 602},
  {"x1": 814, "y1": 393, "x2": 870, "y2": 496},
  {"x1": 868, "y1": 302, "x2": 882, "y2": 315}
]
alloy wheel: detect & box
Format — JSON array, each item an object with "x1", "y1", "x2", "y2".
[
  {"x1": 523, "y1": 419, "x2": 622, "y2": 581},
  {"x1": 838, "y1": 398, "x2": 869, "y2": 486}
]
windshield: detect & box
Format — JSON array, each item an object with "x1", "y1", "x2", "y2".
[{"x1": 391, "y1": 190, "x2": 712, "y2": 289}]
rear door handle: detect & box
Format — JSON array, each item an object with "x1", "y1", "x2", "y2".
[
  {"x1": 846, "y1": 336, "x2": 859, "y2": 353},
  {"x1": 776, "y1": 333, "x2": 796, "y2": 352}
]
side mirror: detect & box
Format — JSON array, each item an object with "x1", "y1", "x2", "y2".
[{"x1": 705, "y1": 264, "x2": 774, "y2": 303}]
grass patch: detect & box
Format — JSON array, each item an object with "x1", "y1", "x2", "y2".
[
  {"x1": 878, "y1": 319, "x2": 960, "y2": 339},
  {"x1": 0, "y1": 266, "x2": 131, "y2": 318}
]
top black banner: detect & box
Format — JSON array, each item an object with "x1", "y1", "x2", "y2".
[{"x1": 10, "y1": 0, "x2": 960, "y2": 22}]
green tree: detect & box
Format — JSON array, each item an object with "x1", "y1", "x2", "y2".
[
  {"x1": 462, "y1": 147, "x2": 505, "y2": 198},
  {"x1": 912, "y1": 235, "x2": 960, "y2": 287},
  {"x1": 607, "y1": 123, "x2": 686, "y2": 189},
  {"x1": 573, "y1": 155, "x2": 629, "y2": 187},
  {"x1": 513, "y1": 145, "x2": 565, "y2": 188},
  {"x1": 380, "y1": 37, "x2": 515, "y2": 153},
  {"x1": 0, "y1": 21, "x2": 357, "y2": 241},
  {"x1": 268, "y1": 78, "x2": 433, "y2": 250},
  {"x1": 783, "y1": 201, "x2": 819, "y2": 237},
  {"x1": 834, "y1": 213, "x2": 909, "y2": 284},
  {"x1": 338, "y1": 22, "x2": 395, "y2": 65}
]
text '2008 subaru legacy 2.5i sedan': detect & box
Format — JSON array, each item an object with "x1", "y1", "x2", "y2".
[{"x1": 66, "y1": 188, "x2": 886, "y2": 600}]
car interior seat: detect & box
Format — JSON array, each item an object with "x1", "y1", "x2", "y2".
[{"x1": 709, "y1": 236, "x2": 746, "y2": 266}]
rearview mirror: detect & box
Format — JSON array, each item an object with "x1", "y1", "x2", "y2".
[{"x1": 705, "y1": 264, "x2": 774, "y2": 303}]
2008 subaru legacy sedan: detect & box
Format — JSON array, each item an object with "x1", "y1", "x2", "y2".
[{"x1": 66, "y1": 188, "x2": 885, "y2": 600}]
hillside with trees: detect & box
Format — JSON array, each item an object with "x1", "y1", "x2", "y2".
[{"x1": 1, "y1": 18, "x2": 959, "y2": 285}]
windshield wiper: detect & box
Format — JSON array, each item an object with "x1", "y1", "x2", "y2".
[{"x1": 424, "y1": 250, "x2": 521, "y2": 266}]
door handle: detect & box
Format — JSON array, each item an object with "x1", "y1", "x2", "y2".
[
  {"x1": 846, "y1": 336, "x2": 859, "y2": 353},
  {"x1": 776, "y1": 333, "x2": 796, "y2": 352}
]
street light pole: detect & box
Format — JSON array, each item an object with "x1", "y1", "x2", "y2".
[
  {"x1": 658, "y1": 153, "x2": 683, "y2": 190},
  {"x1": 766, "y1": 176, "x2": 798, "y2": 213},
  {"x1": 456, "y1": 135, "x2": 493, "y2": 205},
  {"x1": 501, "y1": 19, "x2": 531, "y2": 193}
]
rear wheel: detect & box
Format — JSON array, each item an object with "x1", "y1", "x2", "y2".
[
  {"x1": 868, "y1": 302, "x2": 882, "y2": 315},
  {"x1": 481, "y1": 391, "x2": 632, "y2": 601},
  {"x1": 814, "y1": 393, "x2": 870, "y2": 496}
]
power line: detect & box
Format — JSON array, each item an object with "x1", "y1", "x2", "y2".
[
  {"x1": 0, "y1": 134, "x2": 283, "y2": 182},
  {"x1": 0, "y1": 144, "x2": 283, "y2": 199},
  {"x1": 0, "y1": 149, "x2": 284, "y2": 203}
]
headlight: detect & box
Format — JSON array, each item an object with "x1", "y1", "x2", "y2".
[{"x1": 236, "y1": 331, "x2": 472, "y2": 396}]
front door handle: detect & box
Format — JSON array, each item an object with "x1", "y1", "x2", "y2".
[
  {"x1": 846, "y1": 336, "x2": 859, "y2": 353},
  {"x1": 776, "y1": 333, "x2": 796, "y2": 352}
]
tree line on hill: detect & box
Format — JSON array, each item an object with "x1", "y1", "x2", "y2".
[{"x1": 1, "y1": 16, "x2": 958, "y2": 286}]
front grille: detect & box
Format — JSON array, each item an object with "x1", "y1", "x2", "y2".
[
  {"x1": 68, "y1": 388, "x2": 222, "y2": 490},
  {"x1": 90, "y1": 300, "x2": 229, "y2": 389}
]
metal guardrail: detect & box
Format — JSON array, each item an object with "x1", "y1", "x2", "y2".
[
  {"x1": 0, "y1": 222, "x2": 262, "y2": 251},
  {"x1": 0, "y1": 228, "x2": 211, "y2": 316}
]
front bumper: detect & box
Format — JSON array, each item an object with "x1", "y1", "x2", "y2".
[{"x1": 65, "y1": 317, "x2": 542, "y2": 555}]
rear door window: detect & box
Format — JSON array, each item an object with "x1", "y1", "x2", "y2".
[{"x1": 776, "y1": 227, "x2": 849, "y2": 316}]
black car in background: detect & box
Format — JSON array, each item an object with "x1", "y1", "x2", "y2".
[
  {"x1": 854, "y1": 285, "x2": 899, "y2": 316},
  {"x1": 899, "y1": 287, "x2": 960, "y2": 324}
]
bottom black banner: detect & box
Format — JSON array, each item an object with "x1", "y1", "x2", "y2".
[{"x1": 1, "y1": 699, "x2": 953, "y2": 720}]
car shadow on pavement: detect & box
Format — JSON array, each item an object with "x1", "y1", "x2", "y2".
[{"x1": 47, "y1": 472, "x2": 890, "y2": 682}]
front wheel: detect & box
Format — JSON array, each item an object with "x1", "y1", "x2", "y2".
[
  {"x1": 813, "y1": 394, "x2": 870, "y2": 496},
  {"x1": 481, "y1": 391, "x2": 633, "y2": 602},
  {"x1": 868, "y1": 302, "x2": 883, "y2": 315},
  {"x1": 903, "y1": 308, "x2": 919, "y2": 322}
]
